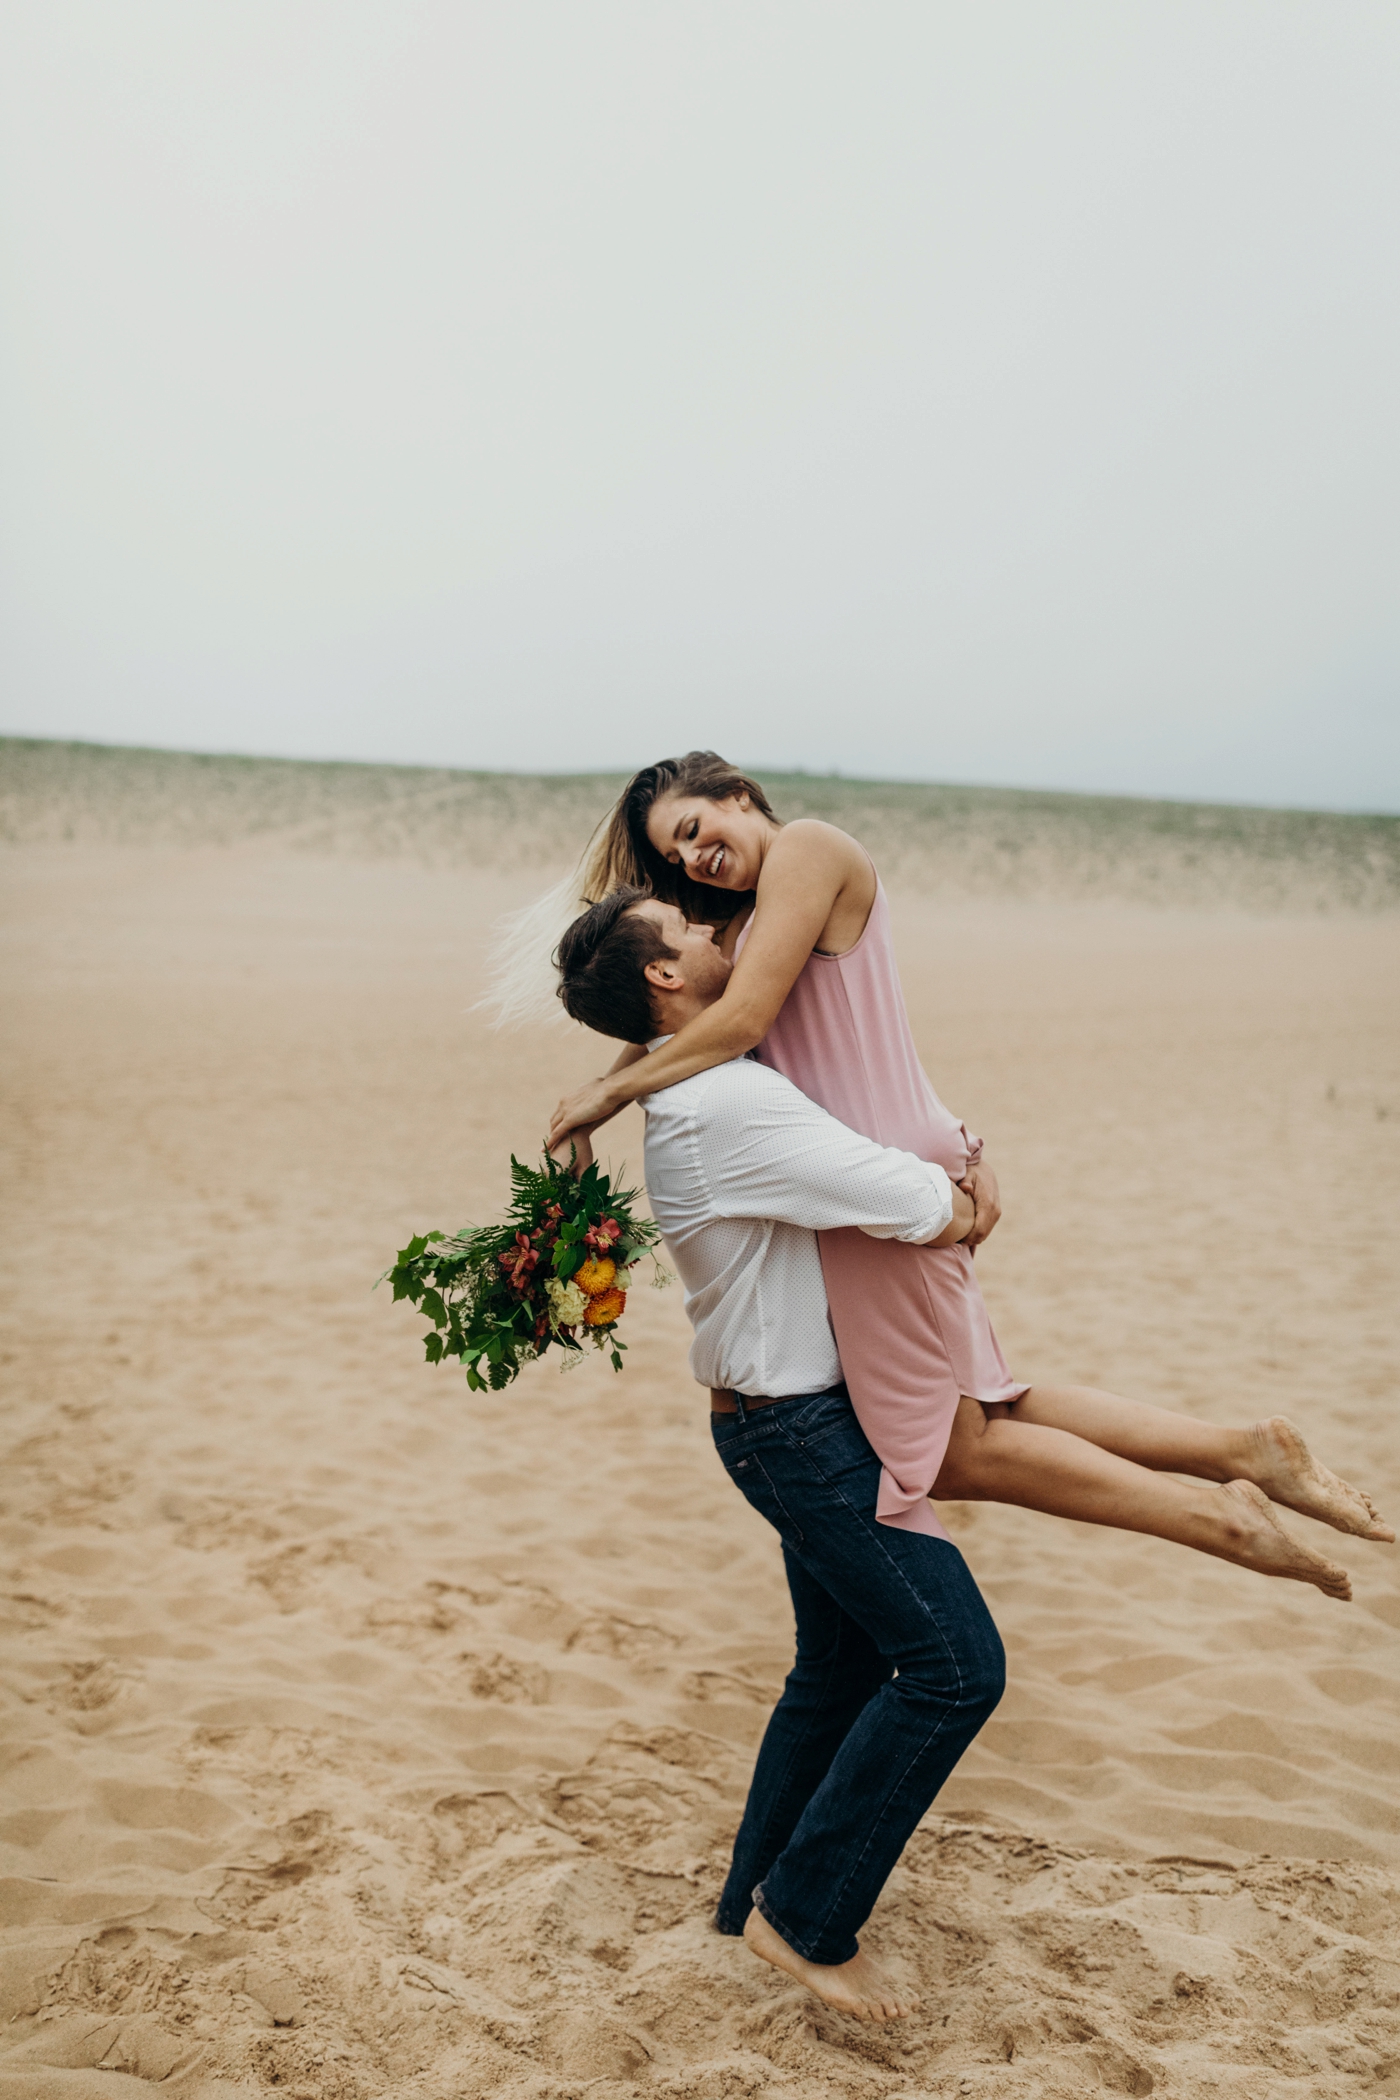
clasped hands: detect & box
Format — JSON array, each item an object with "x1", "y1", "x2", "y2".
[{"x1": 958, "y1": 1161, "x2": 1001, "y2": 1248}]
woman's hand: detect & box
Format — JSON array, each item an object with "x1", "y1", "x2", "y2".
[
  {"x1": 932, "y1": 1182, "x2": 976, "y2": 1247},
  {"x1": 548, "y1": 1041, "x2": 651, "y2": 1152},
  {"x1": 548, "y1": 1127, "x2": 594, "y2": 1174},
  {"x1": 549, "y1": 1078, "x2": 622, "y2": 1152},
  {"x1": 959, "y1": 1161, "x2": 1002, "y2": 1247}
]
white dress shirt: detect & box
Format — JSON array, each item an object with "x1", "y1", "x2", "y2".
[{"x1": 641, "y1": 1053, "x2": 954, "y2": 1397}]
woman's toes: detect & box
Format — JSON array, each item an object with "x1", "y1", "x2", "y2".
[
  {"x1": 1359, "y1": 1494, "x2": 1396, "y2": 1543},
  {"x1": 1221, "y1": 1482, "x2": 1352, "y2": 1599},
  {"x1": 1249, "y1": 1418, "x2": 1391, "y2": 1542}
]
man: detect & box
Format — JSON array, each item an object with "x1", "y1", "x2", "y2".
[{"x1": 555, "y1": 887, "x2": 1005, "y2": 2025}]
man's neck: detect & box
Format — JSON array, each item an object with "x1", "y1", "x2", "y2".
[{"x1": 652, "y1": 993, "x2": 717, "y2": 1036}]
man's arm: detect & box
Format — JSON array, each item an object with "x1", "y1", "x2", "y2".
[{"x1": 696, "y1": 1063, "x2": 970, "y2": 1247}]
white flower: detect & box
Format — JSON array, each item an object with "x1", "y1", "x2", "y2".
[{"x1": 545, "y1": 1277, "x2": 589, "y2": 1329}]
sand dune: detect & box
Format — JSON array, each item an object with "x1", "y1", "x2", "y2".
[
  {"x1": 1, "y1": 805, "x2": 1398, "y2": 2096},
  {"x1": 5, "y1": 736, "x2": 1398, "y2": 912}
]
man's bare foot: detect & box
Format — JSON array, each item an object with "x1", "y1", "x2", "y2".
[
  {"x1": 1242, "y1": 1418, "x2": 1394, "y2": 1542},
  {"x1": 742, "y1": 1908, "x2": 920, "y2": 2022},
  {"x1": 1213, "y1": 1480, "x2": 1352, "y2": 1599}
]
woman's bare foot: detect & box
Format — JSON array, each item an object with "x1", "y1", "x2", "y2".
[
  {"x1": 742, "y1": 1908, "x2": 920, "y2": 2021},
  {"x1": 1213, "y1": 1480, "x2": 1352, "y2": 1598},
  {"x1": 1242, "y1": 1418, "x2": 1394, "y2": 1542}
]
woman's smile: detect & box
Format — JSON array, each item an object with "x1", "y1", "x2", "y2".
[
  {"x1": 687, "y1": 831, "x2": 741, "y2": 887},
  {"x1": 646, "y1": 789, "x2": 774, "y2": 892}
]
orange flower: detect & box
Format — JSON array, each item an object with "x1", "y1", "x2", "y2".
[
  {"x1": 575, "y1": 1256, "x2": 617, "y2": 1297},
  {"x1": 583, "y1": 1287, "x2": 626, "y2": 1327}
]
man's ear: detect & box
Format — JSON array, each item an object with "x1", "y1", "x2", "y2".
[{"x1": 643, "y1": 956, "x2": 683, "y2": 993}]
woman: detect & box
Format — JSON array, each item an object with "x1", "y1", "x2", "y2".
[{"x1": 542, "y1": 751, "x2": 1390, "y2": 1596}]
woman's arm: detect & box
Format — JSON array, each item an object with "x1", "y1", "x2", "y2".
[
  {"x1": 547, "y1": 1040, "x2": 648, "y2": 1169},
  {"x1": 548, "y1": 824, "x2": 868, "y2": 1147}
]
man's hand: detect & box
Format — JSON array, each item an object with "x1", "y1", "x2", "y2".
[
  {"x1": 931, "y1": 1182, "x2": 976, "y2": 1247},
  {"x1": 959, "y1": 1160, "x2": 1001, "y2": 1247}
]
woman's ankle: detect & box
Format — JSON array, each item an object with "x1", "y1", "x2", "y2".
[{"x1": 1224, "y1": 1421, "x2": 1272, "y2": 1482}]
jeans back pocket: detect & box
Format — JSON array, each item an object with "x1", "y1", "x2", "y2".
[{"x1": 782, "y1": 1387, "x2": 856, "y2": 1447}]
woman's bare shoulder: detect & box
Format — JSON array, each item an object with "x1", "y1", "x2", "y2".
[{"x1": 762, "y1": 818, "x2": 870, "y2": 878}]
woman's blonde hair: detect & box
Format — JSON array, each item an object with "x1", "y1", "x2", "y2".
[{"x1": 479, "y1": 751, "x2": 780, "y2": 1030}]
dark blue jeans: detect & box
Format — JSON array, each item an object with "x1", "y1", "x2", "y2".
[{"x1": 712, "y1": 1384, "x2": 1005, "y2": 1966}]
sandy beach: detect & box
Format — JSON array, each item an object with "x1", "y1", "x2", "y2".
[{"x1": 3, "y1": 774, "x2": 1399, "y2": 2097}]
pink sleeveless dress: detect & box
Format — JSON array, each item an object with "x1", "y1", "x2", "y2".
[{"x1": 738, "y1": 878, "x2": 1026, "y2": 1540}]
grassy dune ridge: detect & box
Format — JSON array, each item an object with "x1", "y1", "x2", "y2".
[{"x1": 3, "y1": 734, "x2": 1398, "y2": 911}]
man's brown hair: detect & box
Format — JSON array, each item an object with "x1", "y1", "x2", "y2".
[{"x1": 555, "y1": 887, "x2": 679, "y2": 1043}]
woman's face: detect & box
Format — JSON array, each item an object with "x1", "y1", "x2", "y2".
[{"x1": 645, "y1": 790, "x2": 771, "y2": 892}]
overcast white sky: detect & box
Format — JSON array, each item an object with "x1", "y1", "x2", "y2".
[{"x1": 2, "y1": 3, "x2": 1397, "y2": 808}]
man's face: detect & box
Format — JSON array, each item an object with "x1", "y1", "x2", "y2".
[{"x1": 630, "y1": 899, "x2": 733, "y2": 1009}]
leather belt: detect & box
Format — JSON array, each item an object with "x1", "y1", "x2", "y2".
[{"x1": 710, "y1": 1387, "x2": 786, "y2": 1415}]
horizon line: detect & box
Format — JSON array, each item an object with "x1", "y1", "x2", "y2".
[{"x1": 2, "y1": 729, "x2": 1397, "y2": 824}]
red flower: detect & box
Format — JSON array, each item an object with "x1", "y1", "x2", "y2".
[{"x1": 498, "y1": 1232, "x2": 540, "y2": 1293}]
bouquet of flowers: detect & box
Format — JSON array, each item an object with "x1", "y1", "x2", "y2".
[{"x1": 382, "y1": 1153, "x2": 670, "y2": 1391}]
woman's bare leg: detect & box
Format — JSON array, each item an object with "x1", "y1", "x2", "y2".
[
  {"x1": 933, "y1": 1400, "x2": 1353, "y2": 1599},
  {"x1": 1008, "y1": 1384, "x2": 1393, "y2": 1542}
]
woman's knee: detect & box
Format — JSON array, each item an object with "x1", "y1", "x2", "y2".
[
  {"x1": 933, "y1": 1400, "x2": 1007, "y2": 1500},
  {"x1": 934, "y1": 1444, "x2": 998, "y2": 1502}
]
